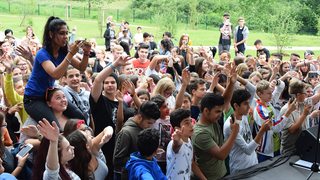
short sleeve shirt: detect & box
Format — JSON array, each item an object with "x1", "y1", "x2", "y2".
[
  {"x1": 25, "y1": 47, "x2": 65, "y2": 97},
  {"x1": 219, "y1": 23, "x2": 233, "y2": 45},
  {"x1": 191, "y1": 122, "x2": 226, "y2": 179},
  {"x1": 132, "y1": 59, "x2": 150, "y2": 76},
  {"x1": 257, "y1": 48, "x2": 271, "y2": 60}
]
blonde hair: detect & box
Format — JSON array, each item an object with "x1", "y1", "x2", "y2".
[
  {"x1": 161, "y1": 73, "x2": 173, "y2": 80},
  {"x1": 112, "y1": 45, "x2": 124, "y2": 52},
  {"x1": 152, "y1": 77, "x2": 175, "y2": 97},
  {"x1": 256, "y1": 80, "x2": 270, "y2": 94},
  {"x1": 289, "y1": 79, "x2": 306, "y2": 95},
  {"x1": 96, "y1": 49, "x2": 106, "y2": 59},
  {"x1": 13, "y1": 56, "x2": 30, "y2": 74},
  {"x1": 249, "y1": 72, "x2": 262, "y2": 81},
  {"x1": 89, "y1": 38, "x2": 97, "y2": 48},
  {"x1": 237, "y1": 63, "x2": 248, "y2": 76},
  {"x1": 25, "y1": 26, "x2": 36, "y2": 39},
  {"x1": 258, "y1": 69, "x2": 270, "y2": 76}
]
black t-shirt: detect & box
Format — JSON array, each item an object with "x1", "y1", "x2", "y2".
[
  {"x1": 89, "y1": 94, "x2": 128, "y2": 156},
  {"x1": 257, "y1": 48, "x2": 271, "y2": 61},
  {"x1": 237, "y1": 27, "x2": 245, "y2": 51},
  {"x1": 149, "y1": 41, "x2": 157, "y2": 50},
  {"x1": 219, "y1": 23, "x2": 233, "y2": 45}
]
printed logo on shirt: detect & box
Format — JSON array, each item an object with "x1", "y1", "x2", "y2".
[{"x1": 222, "y1": 26, "x2": 230, "y2": 40}]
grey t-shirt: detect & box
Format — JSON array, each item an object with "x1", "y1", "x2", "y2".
[
  {"x1": 280, "y1": 101, "x2": 309, "y2": 154},
  {"x1": 118, "y1": 37, "x2": 133, "y2": 45}
]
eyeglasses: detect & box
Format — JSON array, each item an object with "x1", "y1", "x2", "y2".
[
  {"x1": 1, "y1": 122, "x2": 7, "y2": 128},
  {"x1": 165, "y1": 91, "x2": 173, "y2": 96},
  {"x1": 17, "y1": 63, "x2": 27, "y2": 66}
]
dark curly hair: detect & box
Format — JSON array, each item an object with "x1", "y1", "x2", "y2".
[{"x1": 160, "y1": 39, "x2": 172, "y2": 55}]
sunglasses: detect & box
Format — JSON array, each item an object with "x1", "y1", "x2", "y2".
[
  {"x1": 45, "y1": 87, "x2": 60, "y2": 101},
  {"x1": 182, "y1": 34, "x2": 189, "y2": 37}
]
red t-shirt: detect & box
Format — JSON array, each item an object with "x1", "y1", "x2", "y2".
[{"x1": 132, "y1": 59, "x2": 150, "y2": 75}]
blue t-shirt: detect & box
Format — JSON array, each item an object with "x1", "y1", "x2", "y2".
[
  {"x1": 0, "y1": 173, "x2": 17, "y2": 180},
  {"x1": 24, "y1": 47, "x2": 65, "y2": 97}
]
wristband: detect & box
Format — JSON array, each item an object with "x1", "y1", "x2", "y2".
[
  {"x1": 66, "y1": 57, "x2": 71, "y2": 64},
  {"x1": 276, "y1": 80, "x2": 279, "y2": 86},
  {"x1": 130, "y1": 92, "x2": 137, "y2": 97},
  {"x1": 83, "y1": 51, "x2": 90, "y2": 56},
  {"x1": 69, "y1": 51, "x2": 75, "y2": 56},
  {"x1": 110, "y1": 64, "x2": 116, "y2": 70}
]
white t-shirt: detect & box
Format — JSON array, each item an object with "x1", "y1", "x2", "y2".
[
  {"x1": 224, "y1": 115, "x2": 259, "y2": 174},
  {"x1": 134, "y1": 33, "x2": 143, "y2": 46},
  {"x1": 166, "y1": 138, "x2": 193, "y2": 180},
  {"x1": 145, "y1": 67, "x2": 162, "y2": 78}
]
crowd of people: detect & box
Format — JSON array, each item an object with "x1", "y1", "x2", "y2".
[{"x1": 0, "y1": 12, "x2": 319, "y2": 180}]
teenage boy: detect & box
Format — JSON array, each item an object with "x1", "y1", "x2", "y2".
[
  {"x1": 254, "y1": 39, "x2": 270, "y2": 63},
  {"x1": 191, "y1": 67, "x2": 238, "y2": 180},
  {"x1": 224, "y1": 86, "x2": 273, "y2": 174},
  {"x1": 62, "y1": 66, "x2": 92, "y2": 128},
  {"x1": 134, "y1": 26, "x2": 143, "y2": 51},
  {"x1": 280, "y1": 79, "x2": 320, "y2": 154},
  {"x1": 253, "y1": 75, "x2": 294, "y2": 162},
  {"x1": 118, "y1": 30, "x2": 133, "y2": 51},
  {"x1": 114, "y1": 101, "x2": 161, "y2": 180},
  {"x1": 218, "y1": 12, "x2": 233, "y2": 54},
  {"x1": 90, "y1": 55, "x2": 132, "y2": 179},
  {"x1": 123, "y1": 21, "x2": 133, "y2": 39},
  {"x1": 233, "y1": 17, "x2": 249, "y2": 56},
  {"x1": 289, "y1": 53, "x2": 300, "y2": 70},
  {"x1": 126, "y1": 128, "x2": 167, "y2": 180},
  {"x1": 187, "y1": 78, "x2": 207, "y2": 120},
  {"x1": 104, "y1": 22, "x2": 116, "y2": 51},
  {"x1": 167, "y1": 108, "x2": 206, "y2": 180},
  {"x1": 131, "y1": 44, "x2": 150, "y2": 75}
]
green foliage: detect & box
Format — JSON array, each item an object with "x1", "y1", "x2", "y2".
[
  {"x1": 317, "y1": 17, "x2": 320, "y2": 37},
  {"x1": 96, "y1": 5, "x2": 103, "y2": 37},
  {"x1": 269, "y1": 4, "x2": 301, "y2": 53}
]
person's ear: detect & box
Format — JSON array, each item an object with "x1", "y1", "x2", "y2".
[
  {"x1": 257, "y1": 92, "x2": 261, "y2": 97},
  {"x1": 233, "y1": 103, "x2": 239, "y2": 110},
  {"x1": 86, "y1": 143, "x2": 90, "y2": 149},
  {"x1": 49, "y1": 31, "x2": 53, "y2": 39},
  {"x1": 192, "y1": 89, "x2": 196, "y2": 95},
  {"x1": 46, "y1": 101, "x2": 51, "y2": 107}
]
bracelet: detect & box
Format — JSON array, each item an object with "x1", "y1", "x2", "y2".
[
  {"x1": 276, "y1": 80, "x2": 279, "y2": 86},
  {"x1": 69, "y1": 51, "x2": 75, "y2": 56},
  {"x1": 130, "y1": 92, "x2": 137, "y2": 97},
  {"x1": 110, "y1": 64, "x2": 116, "y2": 70},
  {"x1": 83, "y1": 51, "x2": 90, "y2": 56},
  {"x1": 66, "y1": 57, "x2": 71, "y2": 64},
  {"x1": 38, "y1": 134, "x2": 43, "y2": 140}
]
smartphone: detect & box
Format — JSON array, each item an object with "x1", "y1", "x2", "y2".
[
  {"x1": 308, "y1": 72, "x2": 318, "y2": 78},
  {"x1": 307, "y1": 98, "x2": 312, "y2": 106},
  {"x1": 156, "y1": 151, "x2": 164, "y2": 155},
  {"x1": 17, "y1": 143, "x2": 33, "y2": 157},
  {"x1": 268, "y1": 111, "x2": 274, "y2": 119},
  {"x1": 290, "y1": 94, "x2": 296, "y2": 102},
  {"x1": 77, "y1": 40, "x2": 86, "y2": 47}
]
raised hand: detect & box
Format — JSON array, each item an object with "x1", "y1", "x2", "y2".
[
  {"x1": 223, "y1": 62, "x2": 232, "y2": 75},
  {"x1": 123, "y1": 80, "x2": 135, "y2": 95},
  {"x1": 272, "y1": 65, "x2": 280, "y2": 73},
  {"x1": 114, "y1": 55, "x2": 134, "y2": 67},
  {"x1": 146, "y1": 77, "x2": 155, "y2": 86},
  {"x1": 181, "y1": 68, "x2": 191, "y2": 86},
  {"x1": 82, "y1": 39, "x2": 92, "y2": 53},
  {"x1": 16, "y1": 45, "x2": 33, "y2": 61},
  {"x1": 261, "y1": 119, "x2": 273, "y2": 132},
  {"x1": 230, "y1": 118, "x2": 239, "y2": 134},
  {"x1": 99, "y1": 126, "x2": 113, "y2": 145},
  {"x1": 188, "y1": 46, "x2": 194, "y2": 55},
  {"x1": 115, "y1": 90, "x2": 124, "y2": 102},
  {"x1": 270, "y1": 80, "x2": 277, "y2": 89},
  {"x1": 68, "y1": 42, "x2": 81, "y2": 56},
  {"x1": 171, "y1": 47, "x2": 177, "y2": 57},
  {"x1": 204, "y1": 73, "x2": 213, "y2": 83},
  {"x1": 172, "y1": 126, "x2": 184, "y2": 141},
  {"x1": 287, "y1": 98, "x2": 297, "y2": 114},
  {"x1": 1, "y1": 53, "x2": 13, "y2": 69},
  {"x1": 229, "y1": 66, "x2": 237, "y2": 84},
  {"x1": 37, "y1": 118, "x2": 59, "y2": 142},
  {"x1": 21, "y1": 125, "x2": 40, "y2": 138},
  {"x1": 8, "y1": 102, "x2": 23, "y2": 115},
  {"x1": 211, "y1": 72, "x2": 220, "y2": 88},
  {"x1": 302, "y1": 103, "x2": 312, "y2": 116}
]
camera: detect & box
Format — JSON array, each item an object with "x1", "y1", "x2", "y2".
[{"x1": 184, "y1": 41, "x2": 188, "y2": 45}]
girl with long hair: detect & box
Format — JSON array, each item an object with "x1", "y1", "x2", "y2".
[
  {"x1": 66, "y1": 126, "x2": 113, "y2": 180},
  {"x1": 195, "y1": 57, "x2": 208, "y2": 79},
  {"x1": 178, "y1": 34, "x2": 190, "y2": 65},
  {"x1": 32, "y1": 119, "x2": 79, "y2": 180},
  {"x1": 23, "y1": 16, "x2": 88, "y2": 131},
  {"x1": 151, "y1": 77, "x2": 176, "y2": 110}
]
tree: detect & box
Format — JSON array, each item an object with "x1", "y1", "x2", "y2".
[
  {"x1": 317, "y1": 16, "x2": 320, "y2": 38},
  {"x1": 269, "y1": 5, "x2": 301, "y2": 53},
  {"x1": 96, "y1": 6, "x2": 103, "y2": 37}
]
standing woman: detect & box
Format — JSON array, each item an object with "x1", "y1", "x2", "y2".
[
  {"x1": 23, "y1": 16, "x2": 88, "y2": 131},
  {"x1": 178, "y1": 34, "x2": 190, "y2": 66},
  {"x1": 21, "y1": 26, "x2": 40, "y2": 46}
]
